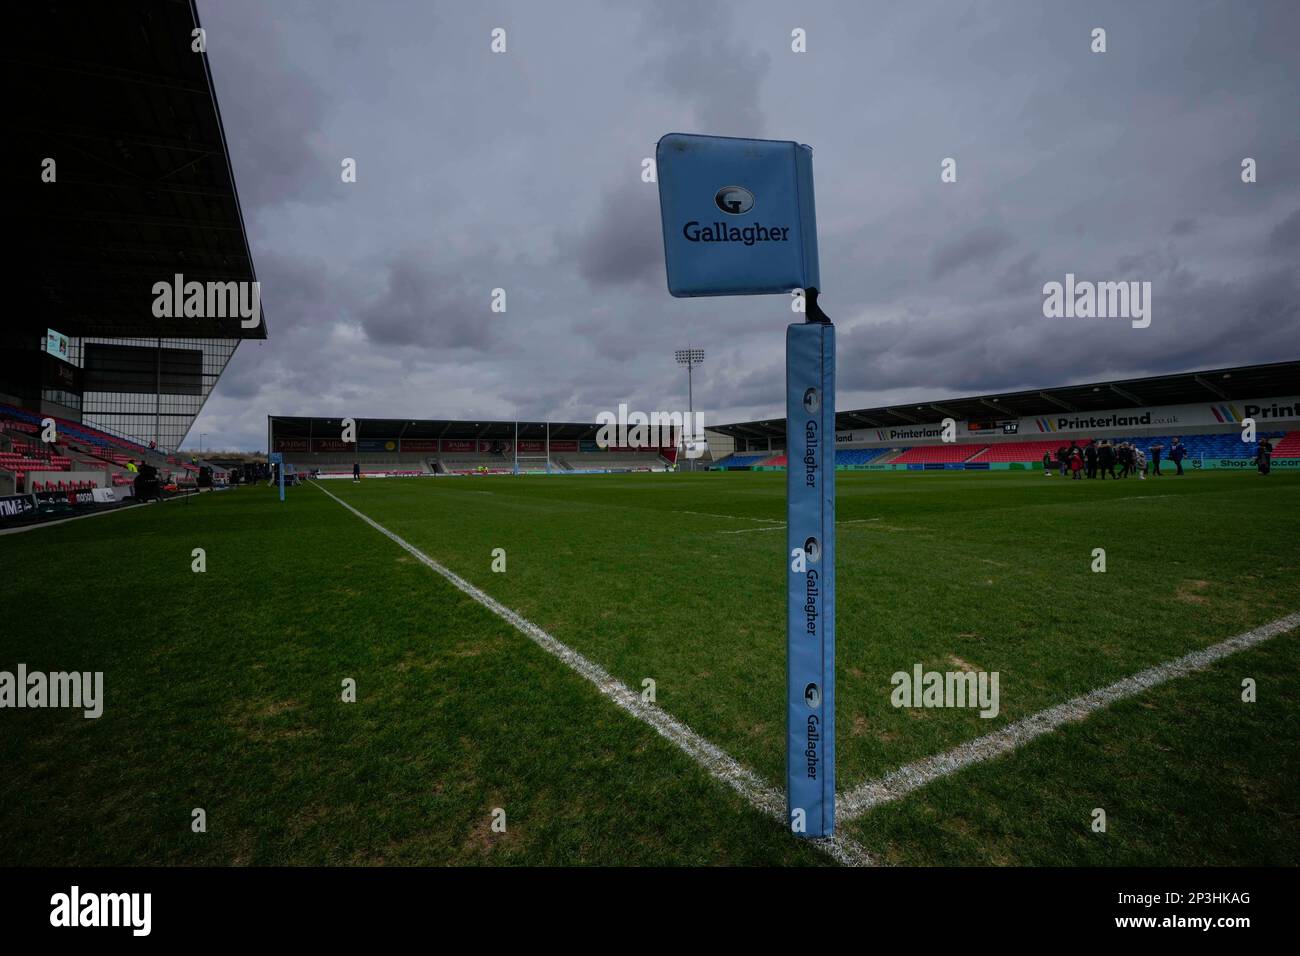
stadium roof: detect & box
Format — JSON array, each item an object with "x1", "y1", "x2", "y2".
[
  {"x1": 710, "y1": 361, "x2": 1300, "y2": 441},
  {"x1": 269, "y1": 417, "x2": 605, "y2": 442},
  {"x1": 9, "y1": 0, "x2": 267, "y2": 340}
]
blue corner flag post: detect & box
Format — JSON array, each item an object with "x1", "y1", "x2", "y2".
[
  {"x1": 269, "y1": 451, "x2": 284, "y2": 502},
  {"x1": 656, "y1": 133, "x2": 834, "y2": 837}
]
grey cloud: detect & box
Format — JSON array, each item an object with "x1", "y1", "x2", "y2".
[
  {"x1": 358, "y1": 254, "x2": 495, "y2": 351},
  {"x1": 930, "y1": 226, "x2": 1015, "y2": 279},
  {"x1": 185, "y1": 0, "x2": 1300, "y2": 451},
  {"x1": 570, "y1": 182, "x2": 665, "y2": 289}
]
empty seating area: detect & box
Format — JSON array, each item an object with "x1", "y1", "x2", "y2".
[
  {"x1": 968, "y1": 439, "x2": 1092, "y2": 463},
  {"x1": 29, "y1": 478, "x2": 98, "y2": 493},
  {"x1": 891, "y1": 444, "x2": 988, "y2": 464},
  {"x1": 835, "y1": 447, "x2": 891, "y2": 465},
  {"x1": 1272, "y1": 431, "x2": 1300, "y2": 457},
  {"x1": 714, "y1": 452, "x2": 772, "y2": 468}
]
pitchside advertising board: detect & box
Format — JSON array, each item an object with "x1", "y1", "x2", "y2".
[{"x1": 657, "y1": 132, "x2": 833, "y2": 837}]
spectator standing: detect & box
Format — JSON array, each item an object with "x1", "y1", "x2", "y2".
[
  {"x1": 1149, "y1": 442, "x2": 1163, "y2": 476},
  {"x1": 1169, "y1": 437, "x2": 1188, "y2": 475},
  {"x1": 1042, "y1": 450, "x2": 1053, "y2": 476},
  {"x1": 1256, "y1": 437, "x2": 1274, "y2": 476},
  {"x1": 1098, "y1": 441, "x2": 1116, "y2": 479},
  {"x1": 1084, "y1": 441, "x2": 1098, "y2": 479}
]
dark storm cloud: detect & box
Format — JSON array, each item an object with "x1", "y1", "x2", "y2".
[{"x1": 187, "y1": 0, "x2": 1300, "y2": 450}]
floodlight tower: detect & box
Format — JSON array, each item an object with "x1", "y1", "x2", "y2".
[{"x1": 674, "y1": 347, "x2": 704, "y2": 470}]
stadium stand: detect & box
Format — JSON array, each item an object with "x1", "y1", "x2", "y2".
[
  {"x1": 892, "y1": 444, "x2": 989, "y2": 464},
  {"x1": 968, "y1": 439, "x2": 1092, "y2": 463},
  {"x1": 1272, "y1": 431, "x2": 1300, "y2": 457},
  {"x1": 835, "y1": 448, "x2": 892, "y2": 465}
]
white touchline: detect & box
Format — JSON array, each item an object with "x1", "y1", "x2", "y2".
[
  {"x1": 836, "y1": 610, "x2": 1300, "y2": 822},
  {"x1": 312, "y1": 482, "x2": 873, "y2": 866}
]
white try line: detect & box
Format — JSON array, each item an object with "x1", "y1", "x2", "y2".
[
  {"x1": 836, "y1": 610, "x2": 1300, "y2": 822},
  {"x1": 312, "y1": 481, "x2": 873, "y2": 866}
]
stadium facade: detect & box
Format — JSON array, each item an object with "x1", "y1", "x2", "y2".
[
  {"x1": 5, "y1": 0, "x2": 265, "y2": 453},
  {"x1": 708, "y1": 361, "x2": 1300, "y2": 470}
]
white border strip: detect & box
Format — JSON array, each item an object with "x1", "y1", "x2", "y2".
[
  {"x1": 836, "y1": 610, "x2": 1300, "y2": 822},
  {"x1": 312, "y1": 482, "x2": 873, "y2": 866}
]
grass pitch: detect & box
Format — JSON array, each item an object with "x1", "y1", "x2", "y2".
[{"x1": 2, "y1": 470, "x2": 1297, "y2": 865}]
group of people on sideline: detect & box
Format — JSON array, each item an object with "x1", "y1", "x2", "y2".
[{"x1": 1043, "y1": 436, "x2": 1276, "y2": 478}]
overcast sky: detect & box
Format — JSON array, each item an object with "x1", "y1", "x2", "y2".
[{"x1": 186, "y1": 0, "x2": 1300, "y2": 450}]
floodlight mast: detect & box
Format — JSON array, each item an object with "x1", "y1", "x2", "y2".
[{"x1": 674, "y1": 348, "x2": 705, "y2": 470}]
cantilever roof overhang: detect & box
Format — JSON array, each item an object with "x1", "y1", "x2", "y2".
[
  {"x1": 8, "y1": 0, "x2": 267, "y2": 341},
  {"x1": 709, "y1": 361, "x2": 1300, "y2": 441}
]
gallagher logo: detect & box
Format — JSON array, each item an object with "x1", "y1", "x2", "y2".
[{"x1": 714, "y1": 186, "x2": 754, "y2": 215}]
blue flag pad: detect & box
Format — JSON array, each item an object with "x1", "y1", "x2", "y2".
[
  {"x1": 786, "y1": 321, "x2": 835, "y2": 837},
  {"x1": 656, "y1": 133, "x2": 820, "y2": 297}
]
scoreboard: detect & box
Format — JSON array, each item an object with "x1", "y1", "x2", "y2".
[{"x1": 968, "y1": 419, "x2": 1020, "y2": 435}]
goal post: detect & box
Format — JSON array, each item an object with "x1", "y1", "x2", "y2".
[{"x1": 514, "y1": 455, "x2": 552, "y2": 475}]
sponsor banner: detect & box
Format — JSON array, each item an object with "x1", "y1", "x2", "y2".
[
  {"x1": 579, "y1": 439, "x2": 600, "y2": 453},
  {"x1": 0, "y1": 494, "x2": 37, "y2": 522},
  {"x1": 313, "y1": 438, "x2": 352, "y2": 453},
  {"x1": 836, "y1": 395, "x2": 1300, "y2": 447},
  {"x1": 441, "y1": 439, "x2": 480, "y2": 453},
  {"x1": 1194, "y1": 457, "x2": 1300, "y2": 470},
  {"x1": 400, "y1": 439, "x2": 438, "y2": 453},
  {"x1": 550, "y1": 440, "x2": 579, "y2": 453},
  {"x1": 35, "y1": 488, "x2": 95, "y2": 506},
  {"x1": 1029, "y1": 396, "x2": 1299, "y2": 437},
  {"x1": 359, "y1": 438, "x2": 399, "y2": 453},
  {"x1": 272, "y1": 438, "x2": 308, "y2": 453},
  {"x1": 517, "y1": 439, "x2": 545, "y2": 453}
]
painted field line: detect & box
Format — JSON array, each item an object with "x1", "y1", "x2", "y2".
[
  {"x1": 675, "y1": 510, "x2": 782, "y2": 524},
  {"x1": 717, "y1": 518, "x2": 879, "y2": 534},
  {"x1": 312, "y1": 482, "x2": 873, "y2": 866},
  {"x1": 836, "y1": 610, "x2": 1300, "y2": 822}
]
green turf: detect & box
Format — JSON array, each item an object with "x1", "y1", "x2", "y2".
[{"x1": 1, "y1": 469, "x2": 1296, "y2": 865}]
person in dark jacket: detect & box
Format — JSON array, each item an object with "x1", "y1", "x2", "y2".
[
  {"x1": 1149, "y1": 442, "x2": 1163, "y2": 476},
  {"x1": 1169, "y1": 437, "x2": 1188, "y2": 475},
  {"x1": 1084, "y1": 441, "x2": 1098, "y2": 479},
  {"x1": 1056, "y1": 445, "x2": 1069, "y2": 477},
  {"x1": 353, "y1": 461, "x2": 361, "y2": 483},
  {"x1": 1256, "y1": 438, "x2": 1274, "y2": 475},
  {"x1": 1098, "y1": 441, "x2": 1116, "y2": 479},
  {"x1": 1042, "y1": 450, "x2": 1053, "y2": 476}
]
